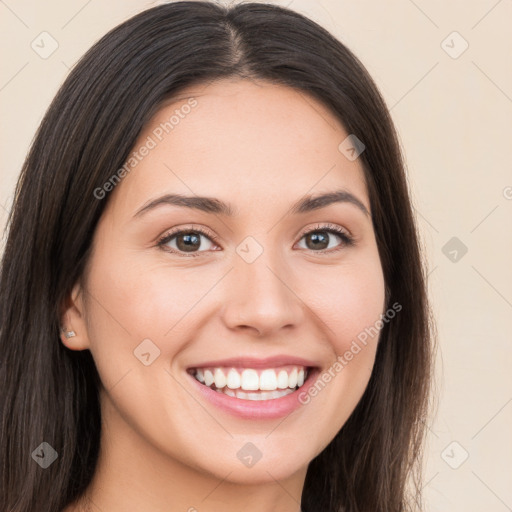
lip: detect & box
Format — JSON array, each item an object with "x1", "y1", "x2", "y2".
[
  {"x1": 185, "y1": 366, "x2": 320, "y2": 420},
  {"x1": 186, "y1": 355, "x2": 319, "y2": 370}
]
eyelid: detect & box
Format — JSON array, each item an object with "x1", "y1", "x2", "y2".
[{"x1": 296, "y1": 222, "x2": 352, "y2": 241}]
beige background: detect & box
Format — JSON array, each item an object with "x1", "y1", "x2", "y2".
[{"x1": 1, "y1": 0, "x2": 511, "y2": 510}]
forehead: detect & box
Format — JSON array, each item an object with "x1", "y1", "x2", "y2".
[{"x1": 107, "y1": 78, "x2": 369, "y2": 217}]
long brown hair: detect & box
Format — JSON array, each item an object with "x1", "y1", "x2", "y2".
[{"x1": 0, "y1": 2, "x2": 435, "y2": 511}]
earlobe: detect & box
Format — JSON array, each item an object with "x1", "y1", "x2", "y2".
[
  {"x1": 59, "y1": 324, "x2": 89, "y2": 351},
  {"x1": 59, "y1": 282, "x2": 90, "y2": 351}
]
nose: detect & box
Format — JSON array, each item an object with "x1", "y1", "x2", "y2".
[{"x1": 220, "y1": 249, "x2": 304, "y2": 337}]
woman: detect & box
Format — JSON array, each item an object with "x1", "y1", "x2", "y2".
[{"x1": 0, "y1": 2, "x2": 435, "y2": 511}]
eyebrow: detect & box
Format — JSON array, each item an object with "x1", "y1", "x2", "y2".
[{"x1": 133, "y1": 189, "x2": 370, "y2": 219}]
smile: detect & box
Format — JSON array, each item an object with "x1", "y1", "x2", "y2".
[
  {"x1": 187, "y1": 365, "x2": 310, "y2": 401},
  {"x1": 185, "y1": 355, "x2": 320, "y2": 419}
]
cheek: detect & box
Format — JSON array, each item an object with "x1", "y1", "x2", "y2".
[
  {"x1": 297, "y1": 256, "x2": 385, "y2": 425},
  {"x1": 85, "y1": 249, "x2": 198, "y2": 344},
  {"x1": 82, "y1": 255, "x2": 197, "y2": 441},
  {"x1": 305, "y1": 257, "x2": 386, "y2": 353}
]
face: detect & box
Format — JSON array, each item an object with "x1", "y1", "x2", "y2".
[{"x1": 62, "y1": 78, "x2": 386, "y2": 484}]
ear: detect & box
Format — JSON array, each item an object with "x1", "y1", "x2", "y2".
[{"x1": 59, "y1": 281, "x2": 91, "y2": 351}]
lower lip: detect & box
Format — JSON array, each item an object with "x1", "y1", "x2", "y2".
[{"x1": 185, "y1": 368, "x2": 320, "y2": 420}]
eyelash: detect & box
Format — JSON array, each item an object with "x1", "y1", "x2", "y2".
[{"x1": 156, "y1": 223, "x2": 355, "y2": 258}]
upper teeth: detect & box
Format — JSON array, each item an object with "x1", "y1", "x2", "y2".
[{"x1": 192, "y1": 366, "x2": 308, "y2": 391}]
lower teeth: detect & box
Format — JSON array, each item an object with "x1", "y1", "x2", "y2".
[{"x1": 213, "y1": 387, "x2": 297, "y2": 401}]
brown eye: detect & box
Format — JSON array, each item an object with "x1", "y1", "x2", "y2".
[
  {"x1": 158, "y1": 227, "x2": 218, "y2": 256},
  {"x1": 303, "y1": 231, "x2": 331, "y2": 250},
  {"x1": 174, "y1": 232, "x2": 203, "y2": 252},
  {"x1": 296, "y1": 224, "x2": 354, "y2": 253}
]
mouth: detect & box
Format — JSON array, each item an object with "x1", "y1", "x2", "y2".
[{"x1": 186, "y1": 365, "x2": 315, "y2": 401}]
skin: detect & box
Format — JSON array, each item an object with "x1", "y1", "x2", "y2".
[{"x1": 61, "y1": 77, "x2": 386, "y2": 512}]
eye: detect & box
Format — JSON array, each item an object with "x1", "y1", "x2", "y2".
[
  {"x1": 295, "y1": 223, "x2": 355, "y2": 253},
  {"x1": 157, "y1": 225, "x2": 219, "y2": 257}
]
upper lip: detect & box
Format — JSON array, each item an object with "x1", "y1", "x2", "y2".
[{"x1": 187, "y1": 355, "x2": 319, "y2": 370}]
